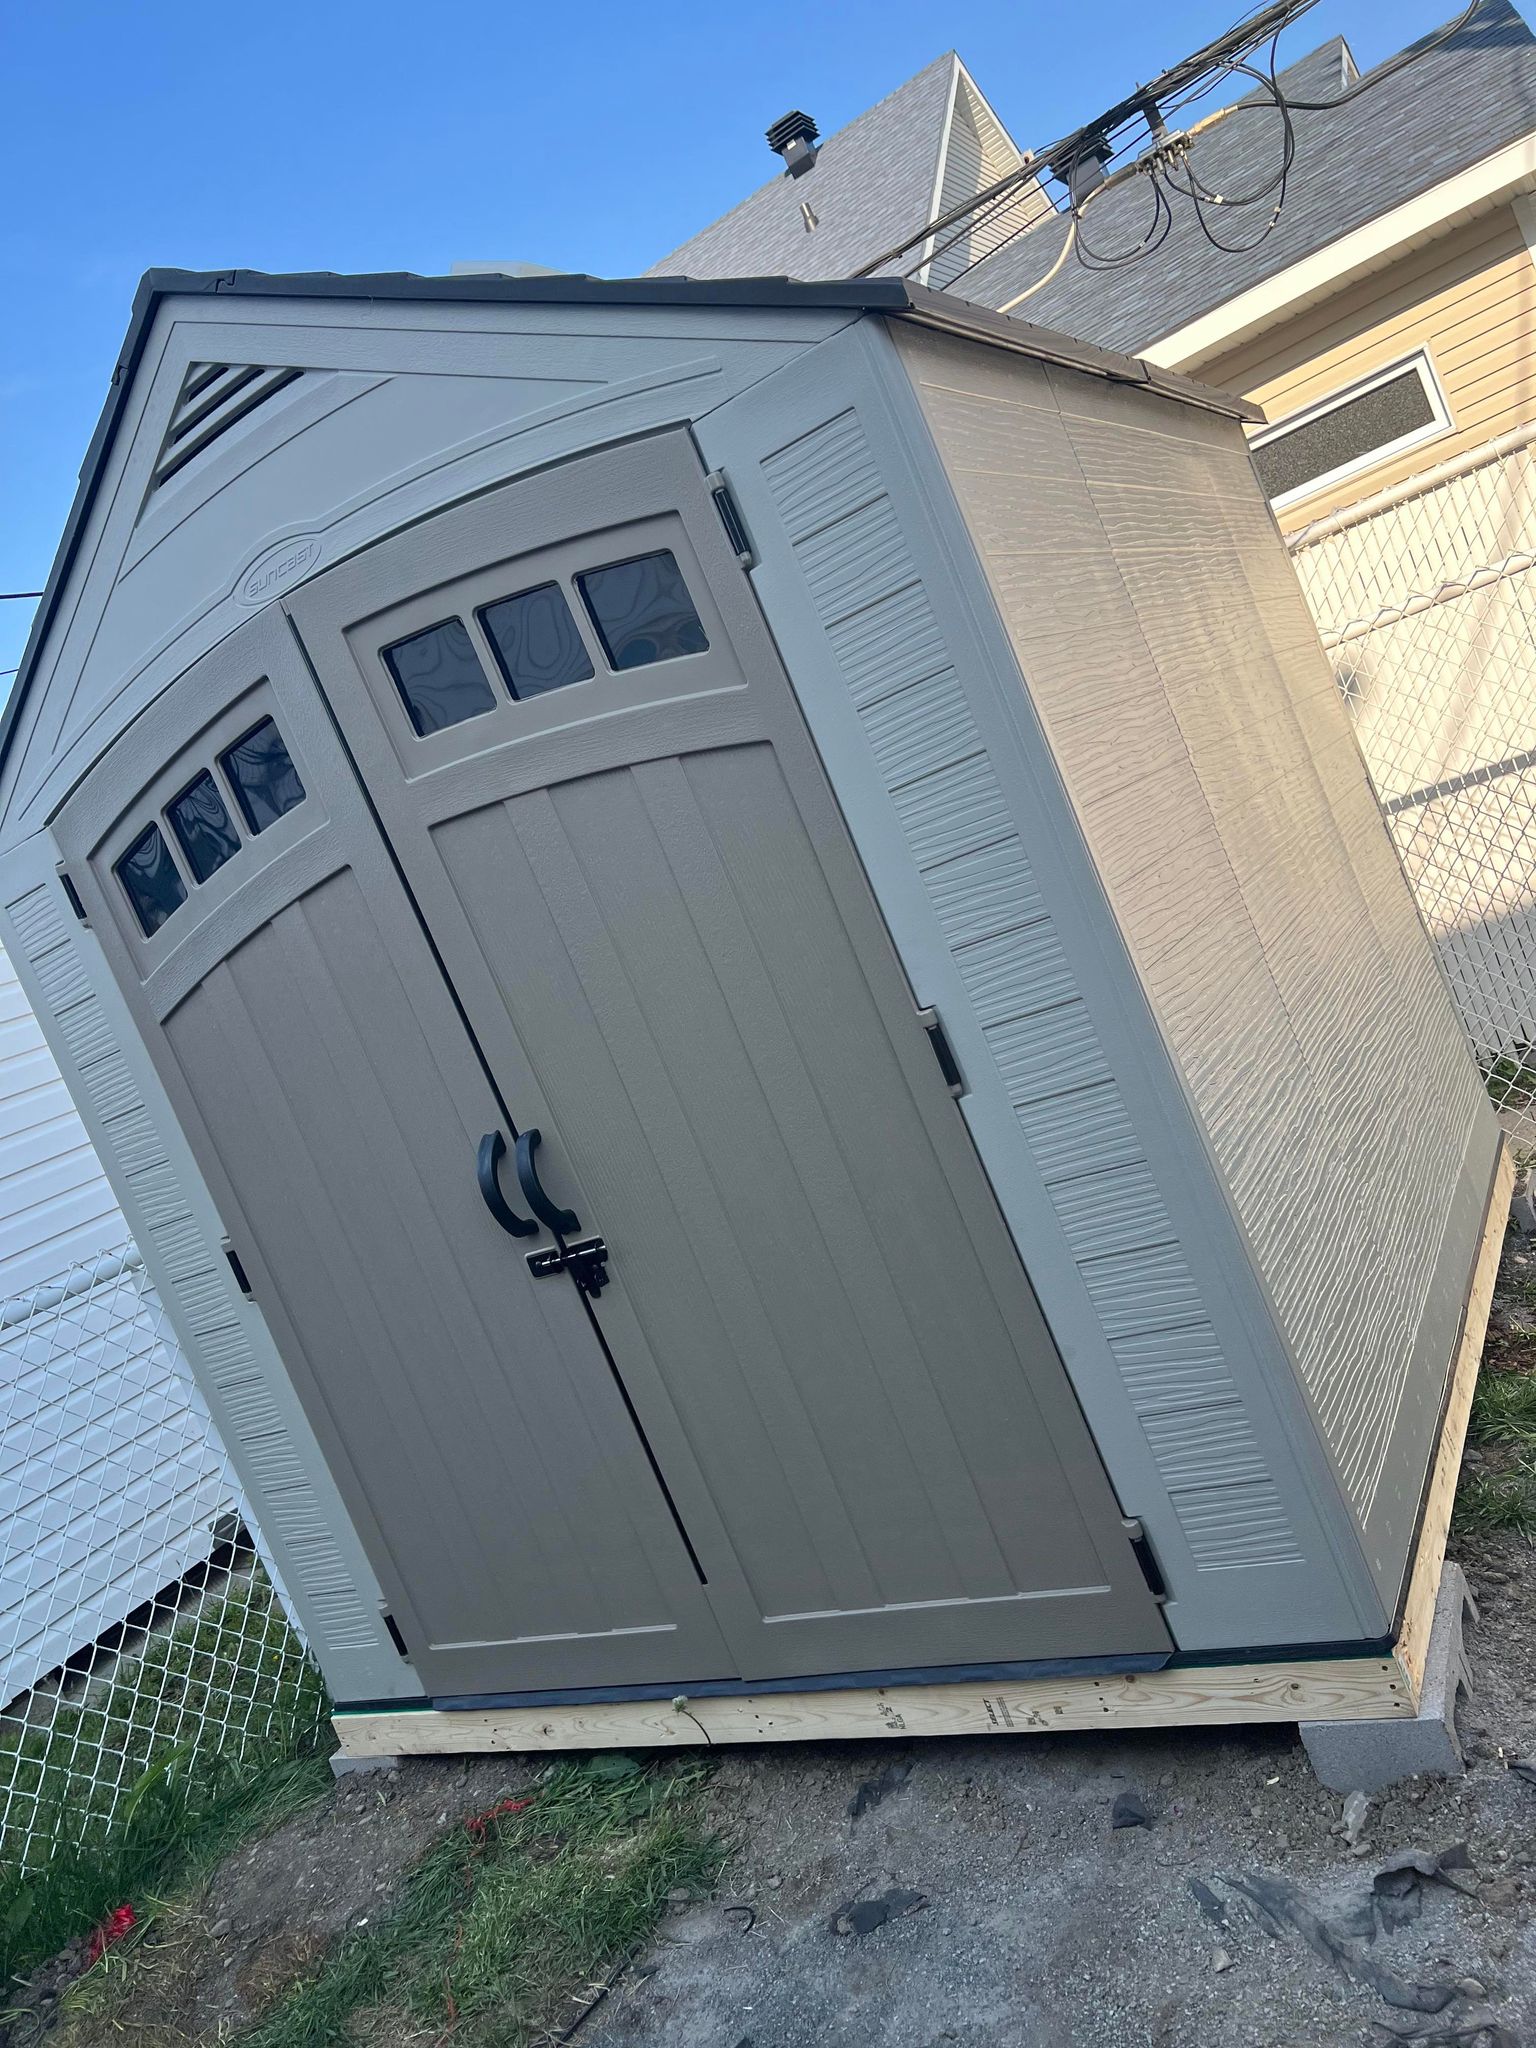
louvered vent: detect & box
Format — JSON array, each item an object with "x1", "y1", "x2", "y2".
[{"x1": 152, "y1": 361, "x2": 303, "y2": 488}]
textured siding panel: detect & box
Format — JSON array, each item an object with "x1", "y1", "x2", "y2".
[
  {"x1": 4, "y1": 883, "x2": 380, "y2": 1657},
  {"x1": 903, "y1": 324, "x2": 1490, "y2": 1552},
  {"x1": 762, "y1": 406, "x2": 1301, "y2": 1572}
]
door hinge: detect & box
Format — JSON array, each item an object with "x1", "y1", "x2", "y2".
[
  {"x1": 58, "y1": 867, "x2": 89, "y2": 924},
  {"x1": 1123, "y1": 1518, "x2": 1168, "y2": 1603},
  {"x1": 705, "y1": 469, "x2": 755, "y2": 568},
  {"x1": 915, "y1": 1006, "x2": 965, "y2": 1097},
  {"x1": 222, "y1": 1238, "x2": 255, "y2": 1298}
]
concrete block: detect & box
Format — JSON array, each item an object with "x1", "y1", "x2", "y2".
[
  {"x1": 329, "y1": 1750, "x2": 402, "y2": 1779},
  {"x1": 1299, "y1": 1562, "x2": 1477, "y2": 1794}
]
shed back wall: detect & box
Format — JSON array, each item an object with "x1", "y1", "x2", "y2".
[{"x1": 895, "y1": 321, "x2": 1498, "y2": 1603}]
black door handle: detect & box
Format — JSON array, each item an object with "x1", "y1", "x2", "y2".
[
  {"x1": 514, "y1": 1127, "x2": 581, "y2": 1236},
  {"x1": 477, "y1": 1131, "x2": 537, "y2": 1237}
]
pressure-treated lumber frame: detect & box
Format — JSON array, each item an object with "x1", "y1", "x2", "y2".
[{"x1": 332, "y1": 1144, "x2": 1512, "y2": 1766}]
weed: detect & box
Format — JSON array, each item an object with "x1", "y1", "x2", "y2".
[
  {"x1": 1454, "y1": 1465, "x2": 1536, "y2": 1539},
  {"x1": 0, "y1": 1571, "x2": 328, "y2": 1986},
  {"x1": 241, "y1": 1757, "x2": 724, "y2": 2048}
]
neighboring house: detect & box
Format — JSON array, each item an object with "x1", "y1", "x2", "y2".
[
  {"x1": 656, "y1": 0, "x2": 1536, "y2": 1131},
  {"x1": 0, "y1": 941, "x2": 238, "y2": 1704}
]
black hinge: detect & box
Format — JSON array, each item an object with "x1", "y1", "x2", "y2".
[
  {"x1": 1123, "y1": 1518, "x2": 1168, "y2": 1602},
  {"x1": 705, "y1": 469, "x2": 755, "y2": 568},
  {"x1": 381, "y1": 1611, "x2": 412, "y2": 1659},
  {"x1": 58, "y1": 869, "x2": 88, "y2": 923},
  {"x1": 915, "y1": 1006, "x2": 965, "y2": 1097},
  {"x1": 222, "y1": 1238, "x2": 254, "y2": 1297}
]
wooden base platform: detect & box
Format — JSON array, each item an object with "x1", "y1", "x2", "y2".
[{"x1": 332, "y1": 1144, "x2": 1512, "y2": 1768}]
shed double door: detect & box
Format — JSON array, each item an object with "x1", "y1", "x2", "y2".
[{"x1": 62, "y1": 430, "x2": 1167, "y2": 1698}]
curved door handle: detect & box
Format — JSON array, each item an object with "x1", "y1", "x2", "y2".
[
  {"x1": 514, "y1": 1127, "x2": 581, "y2": 1237},
  {"x1": 477, "y1": 1131, "x2": 538, "y2": 1238}
]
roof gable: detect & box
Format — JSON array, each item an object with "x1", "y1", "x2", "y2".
[{"x1": 645, "y1": 53, "x2": 964, "y2": 281}]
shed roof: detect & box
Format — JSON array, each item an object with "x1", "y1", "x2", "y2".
[{"x1": 0, "y1": 268, "x2": 1259, "y2": 780}]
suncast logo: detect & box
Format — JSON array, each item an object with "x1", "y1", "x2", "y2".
[{"x1": 236, "y1": 534, "x2": 323, "y2": 607}]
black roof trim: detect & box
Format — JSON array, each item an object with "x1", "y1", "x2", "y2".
[{"x1": 1, "y1": 267, "x2": 1258, "y2": 775}]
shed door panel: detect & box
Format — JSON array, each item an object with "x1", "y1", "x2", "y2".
[
  {"x1": 289, "y1": 430, "x2": 1169, "y2": 1677},
  {"x1": 52, "y1": 605, "x2": 731, "y2": 1697}
]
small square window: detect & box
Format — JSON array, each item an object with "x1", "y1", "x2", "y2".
[
  {"x1": 577, "y1": 551, "x2": 709, "y2": 671},
  {"x1": 219, "y1": 718, "x2": 307, "y2": 833},
  {"x1": 479, "y1": 584, "x2": 595, "y2": 700},
  {"x1": 115, "y1": 823, "x2": 187, "y2": 937},
  {"x1": 167, "y1": 770, "x2": 240, "y2": 884},
  {"x1": 382, "y1": 619, "x2": 497, "y2": 735}
]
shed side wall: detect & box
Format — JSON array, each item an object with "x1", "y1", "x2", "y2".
[
  {"x1": 894, "y1": 320, "x2": 1497, "y2": 1604},
  {"x1": 700, "y1": 316, "x2": 1383, "y2": 1647}
]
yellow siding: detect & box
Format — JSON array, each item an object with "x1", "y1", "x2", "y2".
[{"x1": 1199, "y1": 205, "x2": 1536, "y2": 529}]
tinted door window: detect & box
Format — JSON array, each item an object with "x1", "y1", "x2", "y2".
[
  {"x1": 220, "y1": 718, "x2": 307, "y2": 832},
  {"x1": 116, "y1": 824, "x2": 187, "y2": 936},
  {"x1": 167, "y1": 770, "x2": 241, "y2": 883},
  {"x1": 479, "y1": 584, "x2": 594, "y2": 700},
  {"x1": 382, "y1": 620, "x2": 497, "y2": 735},
  {"x1": 577, "y1": 552, "x2": 708, "y2": 670}
]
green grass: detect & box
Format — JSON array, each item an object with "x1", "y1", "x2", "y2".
[
  {"x1": 1455, "y1": 1335, "x2": 1536, "y2": 1539},
  {"x1": 240, "y1": 1756, "x2": 724, "y2": 2048},
  {"x1": 0, "y1": 1568, "x2": 329, "y2": 1987}
]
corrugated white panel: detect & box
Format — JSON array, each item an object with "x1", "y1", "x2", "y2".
[
  {"x1": 0, "y1": 942, "x2": 124, "y2": 1294},
  {"x1": 0, "y1": 941, "x2": 234, "y2": 1705}
]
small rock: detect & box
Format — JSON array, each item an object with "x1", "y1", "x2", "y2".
[
  {"x1": 1457, "y1": 1976, "x2": 1488, "y2": 1997},
  {"x1": 1482, "y1": 1876, "x2": 1522, "y2": 1910},
  {"x1": 1213, "y1": 1948, "x2": 1234, "y2": 1974},
  {"x1": 1249, "y1": 1804, "x2": 1263, "y2": 1819},
  {"x1": 1341, "y1": 1790, "x2": 1371, "y2": 1846},
  {"x1": 666, "y1": 1887, "x2": 691, "y2": 1905},
  {"x1": 766, "y1": 1875, "x2": 783, "y2": 1889},
  {"x1": 1112, "y1": 1791, "x2": 1153, "y2": 1829},
  {"x1": 209, "y1": 1917, "x2": 232, "y2": 1939},
  {"x1": 1158, "y1": 1771, "x2": 1177, "y2": 1788},
  {"x1": 831, "y1": 1888, "x2": 927, "y2": 1937}
]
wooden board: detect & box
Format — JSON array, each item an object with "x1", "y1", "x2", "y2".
[
  {"x1": 334, "y1": 1655, "x2": 1414, "y2": 1762},
  {"x1": 331, "y1": 1142, "x2": 1513, "y2": 1767},
  {"x1": 1394, "y1": 1137, "x2": 1513, "y2": 1696}
]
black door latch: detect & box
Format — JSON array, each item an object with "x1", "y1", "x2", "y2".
[{"x1": 527, "y1": 1236, "x2": 611, "y2": 1298}]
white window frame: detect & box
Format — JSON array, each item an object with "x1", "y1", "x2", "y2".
[{"x1": 1248, "y1": 349, "x2": 1453, "y2": 510}]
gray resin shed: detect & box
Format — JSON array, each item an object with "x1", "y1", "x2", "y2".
[{"x1": 0, "y1": 270, "x2": 1504, "y2": 1756}]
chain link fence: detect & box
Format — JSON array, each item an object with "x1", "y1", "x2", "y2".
[
  {"x1": 1290, "y1": 424, "x2": 1536, "y2": 1147},
  {"x1": 0, "y1": 1241, "x2": 322, "y2": 1876}
]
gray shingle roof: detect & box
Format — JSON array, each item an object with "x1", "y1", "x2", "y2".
[
  {"x1": 959, "y1": 0, "x2": 1536, "y2": 351},
  {"x1": 646, "y1": 53, "x2": 961, "y2": 281}
]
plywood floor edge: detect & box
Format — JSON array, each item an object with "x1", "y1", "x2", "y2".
[{"x1": 1393, "y1": 1135, "x2": 1514, "y2": 1697}]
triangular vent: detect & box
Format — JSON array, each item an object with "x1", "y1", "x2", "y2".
[{"x1": 152, "y1": 361, "x2": 303, "y2": 488}]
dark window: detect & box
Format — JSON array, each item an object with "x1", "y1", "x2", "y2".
[
  {"x1": 167, "y1": 769, "x2": 241, "y2": 883},
  {"x1": 219, "y1": 718, "x2": 307, "y2": 833},
  {"x1": 479, "y1": 584, "x2": 595, "y2": 700},
  {"x1": 382, "y1": 619, "x2": 497, "y2": 735},
  {"x1": 115, "y1": 824, "x2": 186, "y2": 937},
  {"x1": 577, "y1": 551, "x2": 709, "y2": 671},
  {"x1": 1251, "y1": 367, "x2": 1438, "y2": 501}
]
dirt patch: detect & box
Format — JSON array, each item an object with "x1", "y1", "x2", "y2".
[
  {"x1": 11, "y1": 1237, "x2": 1536, "y2": 2048},
  {"x1": 6, "y1": 1758, "x2": 532, "y2": 2047}
]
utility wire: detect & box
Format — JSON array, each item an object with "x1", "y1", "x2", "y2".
[
  {"x1": 0, "y1": 591, "x2": 42, "y2": 602},
  {"x1": 860, "y1": 0, "x2": 1488, "y2": 296}
]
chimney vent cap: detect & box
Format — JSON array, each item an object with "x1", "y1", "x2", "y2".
[{"x1": 766, "y1": 109, "x2": 820, "y2": 155}]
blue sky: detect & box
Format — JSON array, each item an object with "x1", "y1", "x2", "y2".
[{"x1": 0, "y1": 0, "x2": 1461, "y2": 684}]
